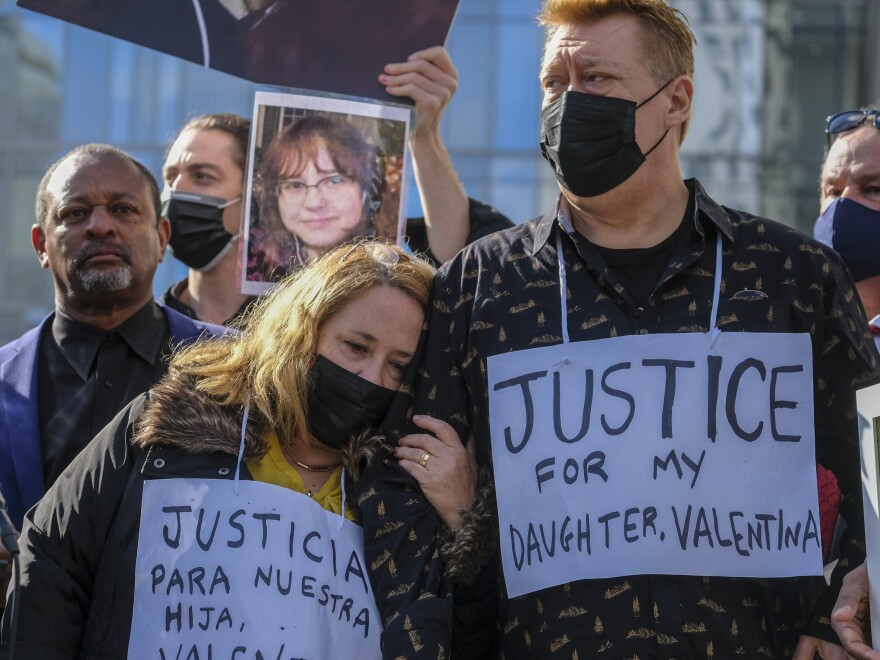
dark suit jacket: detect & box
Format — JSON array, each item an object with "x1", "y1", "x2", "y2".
[{"x1": 0, "y1": 304, "x2": 222, "y2": 528}]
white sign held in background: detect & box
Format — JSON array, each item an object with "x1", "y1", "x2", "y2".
[
  {"x1": 856, "y1": 383, "x2": 880, "y2": 651},
  {"x1": 488, "y1": 332, "x2": 821, "y2": 598},
  {"x1": 128, "y1": 479, "x2": 381, "y2": 660}
]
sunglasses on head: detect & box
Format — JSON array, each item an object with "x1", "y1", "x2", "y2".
[
  {"x1": 825, "y1": 109, "x2": 880, "y2": 147},
  {"x1": 341, "y1": 239, "x2": 408, "y2": 267}
]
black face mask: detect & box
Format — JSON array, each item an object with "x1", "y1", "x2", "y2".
[
  {"x1": 540, "y1": 81, "x2": 671, "y2": 197},
  {"x1": 162, "y1": 191, "x2": 240, "y2": 271},
  {"x1": 305, "y1": 355, "x2": 396, "y2": 449}
]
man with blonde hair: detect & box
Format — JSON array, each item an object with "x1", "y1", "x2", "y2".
[{"x1": 360, "y1": 1, "x2": 879, "y2": 658}]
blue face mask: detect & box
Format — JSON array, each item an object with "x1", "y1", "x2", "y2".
[{"x1": 813, "y1": 198, "x2": 880, "y2": 282}]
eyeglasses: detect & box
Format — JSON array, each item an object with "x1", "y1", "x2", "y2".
[
  {"x1": 825, "y1": 109, "x2": 880, "y2": 147},
  {"x1": 276, "y1": 174, "x2": 356, "y2": 202}
]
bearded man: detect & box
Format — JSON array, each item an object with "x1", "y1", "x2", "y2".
[{"x1": 0, "y1": 144, "x2": 220, "y2": 532}]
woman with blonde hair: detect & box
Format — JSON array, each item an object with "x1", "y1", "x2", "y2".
[{"x1": 2, "y1": 241, "x2": 477, "y2": 657}]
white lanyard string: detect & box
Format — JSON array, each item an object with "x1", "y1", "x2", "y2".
[
  {"x1": 233, "y1": 392, "x2": 347, "y2": 527},
  {"x1": 556, "y1": 230, "x2": 572, "y2": 345},
  {"x1": 233, "y1": 393, "x2": 251, "y2": 495},
  {"x1": 707, "y1": 232, "x2": 723, "y2": 347},
  {"x1": 556, "y1": 228, "x2": 724, "y2": 344},
  {"x1": 338, "y1": 469, "x2": 347, "y2": 530}
]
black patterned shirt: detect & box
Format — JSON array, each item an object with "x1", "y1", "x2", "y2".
[{"x1": 360, "y1": 179, "x2": 880, "y2": 659}]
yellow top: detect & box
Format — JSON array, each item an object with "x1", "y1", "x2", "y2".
[{"x1": 248, "y1": 431, "x2": 356, "y2": 522}]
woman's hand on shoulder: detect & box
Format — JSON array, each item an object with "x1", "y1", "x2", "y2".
[{"x1": 393, "y1": 415, "x2": 477, "y2": 531}]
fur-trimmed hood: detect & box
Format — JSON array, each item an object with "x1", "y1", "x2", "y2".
[
  {"x1": 133, "y1": 370, "x2": 270, "y2": 462},
  {"x1": 132, "y1": 369, "x2": 386, "y2": 482}
]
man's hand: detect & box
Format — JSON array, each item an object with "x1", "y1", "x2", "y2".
[
  {"x1": 792, "y1": 634, "x2": 847, "y2": 659},
  {"x1": 830, "y1": 562, "x2": 880, "y2": 659},
  {"x1": 379, "y1": 45, "x2": 469, "y2": 263},
  {"x1": 379, "y1": 45, "x2": 458, "y2": 142}
]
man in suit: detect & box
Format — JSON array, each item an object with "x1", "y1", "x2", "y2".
[{"x1": 0, "y1": 145, "x2": 220, "y2": 594}]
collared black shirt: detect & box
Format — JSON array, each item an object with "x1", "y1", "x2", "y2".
[
  {"x1": 361, "y1": 179, "x2": 880, "y2": 659},
  {"x1": 37, "y1": 301, "x2": 171, "y2": 488}
]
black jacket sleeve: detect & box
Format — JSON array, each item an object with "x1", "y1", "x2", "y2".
[
  {"x1": 1, "y1": 395, "x2": 145, "y2": 656},
  {"x1": 360, "y1": 250, "x2": 499, "y2": 659}
]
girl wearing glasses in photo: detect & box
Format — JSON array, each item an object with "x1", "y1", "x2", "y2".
[{"x1": 248, "y1": 114, "x2": 387, "y2": 282}]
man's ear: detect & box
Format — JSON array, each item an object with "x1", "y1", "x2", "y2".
[
  {"x1": 665, "y1": 75, "x2": 694, "y2": 131},
  {"x1": 32, "y1": 224, "x2": 50, "y2": 269},
  {"x1": 156, "y1": 216, "x2": 171, "y2": 262}
]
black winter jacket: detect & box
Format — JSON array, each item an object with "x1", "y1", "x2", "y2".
[
  {"x1": 2, "y1": 371, "x2": 496, "y2": 658},
  {"x1": 0, "y1": 371, "x2": 269, "y2": 658}
]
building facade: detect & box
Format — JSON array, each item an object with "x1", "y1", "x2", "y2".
[{"x1": 0, "y1": 0, "x2": 877, "y2": 342}]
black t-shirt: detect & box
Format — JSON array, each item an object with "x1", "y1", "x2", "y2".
[{"x1": 593, "y1": 186, "x2": 696, "y2": 309}]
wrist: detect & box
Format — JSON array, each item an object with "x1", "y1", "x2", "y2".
[
  {"x1": 409, "y1": 129, "x2": 444, "y2": 154},
  {"x1": 441, "y1": 508, "x2": 468, "y2": 531}
]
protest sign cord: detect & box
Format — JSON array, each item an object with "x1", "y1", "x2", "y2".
[
  {"x1": 233, "y1": 393, "x2": 251, "y2": 495},
  {"x1": 339, "y1": 467, "x2": 347, "y2": 530},
  {"x1": 556, "y1": 231, "x2": 571, "y2": 345},
  {"x1": 707, "y1": 233, "x2": 723, "y2": 347}
]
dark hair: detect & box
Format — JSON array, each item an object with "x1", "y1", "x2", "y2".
[
  {"x1": 35, "y1": 143, "x2": 161, "y2": 227},
  {"x1": 255, "y1": 114, "x2": 382, "y2": 240},
  {"x1": 177, "y1": 113, "x2": 251, "y2": 173}
]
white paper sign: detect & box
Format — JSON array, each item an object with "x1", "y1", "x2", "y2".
[
  {"x1": 487, "y1": 332, "x2": 822, "y2": 598},
  {"x1": 856, "y1": 383, "x2": 880, "y2": 650},
  {"x1": 128, "y1": 479, "x2": 381, "y2": 660}
]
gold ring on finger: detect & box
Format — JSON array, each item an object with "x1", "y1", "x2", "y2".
[{"x1": 419, "y1": 451, "x2": 431, "y2": 468}]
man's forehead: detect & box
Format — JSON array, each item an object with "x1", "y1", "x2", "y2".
[
  {"x1": 47, "y1": 153, "x2": 133, "y2": 190},
  {"x1": 47, "y1": 153, "x2": 145, "y2": 201},
  {"x1": 165, "y1": 128, "x2": 239, "y2": 171},
  {"x1": 542, "y1": 15, "x2": 641, "y2": 67},
  {"x1": 823, "y1": 127, "x2": 880, "y2": 178}
]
